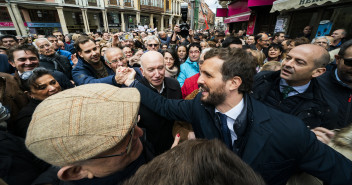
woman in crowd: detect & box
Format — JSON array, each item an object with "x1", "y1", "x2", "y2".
[
  {"x1": 264, "y1": 43, "x2": 283, "y2": 63},
  {"x1": 162, "y1": 49, "x2": 180, "y2": 79},
  {"x1": 100, "y1": 45, "x2": 108, "y2": 57},
  {"x1": 177, "y1": 45, "x2": 188, "y2": 64},
  {"x1": 13, "y1": 68, "x2": 62, "y2": 138}
]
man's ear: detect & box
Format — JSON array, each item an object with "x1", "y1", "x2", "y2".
[
  {"x1": 57, "y1": 165, "x2": 91, "y2": 181},
  {"x1": 228, "y1": 76, "x2": 242, "y2": 91},
  {"x1": 312, "y1": 67, "x2": 326, "y2": 78},
  {"x1": 139, "y1": 67, "x2": 144, "y2": 76},
  {"x1": 77, "y1": 51, "x2": 83, "y2": 58}
]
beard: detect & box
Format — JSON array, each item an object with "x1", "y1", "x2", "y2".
[{"x1": 199, "y1": 83, "x2": 226, "y2": 106}]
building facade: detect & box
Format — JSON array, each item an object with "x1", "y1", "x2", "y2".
[{"x1": 1, "y1": 0, "x2": 184, "y2": 35}]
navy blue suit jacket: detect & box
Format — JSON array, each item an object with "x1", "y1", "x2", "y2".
[{"x1": 133, "y1": 81, "x2": 352, "y2": 185}]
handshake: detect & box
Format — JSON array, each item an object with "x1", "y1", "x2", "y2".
[{"x1": 114, "y1": 67, "x2": 137, "y2": 86}]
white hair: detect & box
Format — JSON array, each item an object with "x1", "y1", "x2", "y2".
[{"x1": 33, "y1": 38, "x2": 52, "y2": 49}]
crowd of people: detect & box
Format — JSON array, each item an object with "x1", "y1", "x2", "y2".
[{"x1": 0, "y1": 24, "x2": 352, "y2": 185}]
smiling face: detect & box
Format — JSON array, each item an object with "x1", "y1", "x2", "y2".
[
  {"x1": 28, "y1": 74, "x2": 62, "y2": 101},
  {"x1": 197, "y1": 57, "x2": 227, "y2": 106},
  {"x1": 268, "y1": 47, "x2": 282, "y2": 59},
  {"x1": 10, "y1": 50, "x2": 39, "y2": 73},
  {"x1": 140, "y1": 51, "x2": 165, "y2": 90},
  {"x1": 78, "y1": 40, "x2": 101, "y2": 66},
  {"x1": 189, "y1": 46, "x2": 201, "y2": 62},
  {"x1": 164, "y1": 52, "x2": 175, "y2": 68},
  {"x1": 246, "y1": 36, "x2": 255, "y2": 45},
  {"x1": 177, "y1": 46, "x2": 187, "y2": 60}
]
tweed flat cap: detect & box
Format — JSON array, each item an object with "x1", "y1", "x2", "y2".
[{"x1": 25, "y1": 83, "x2": 140, "y2": 166}]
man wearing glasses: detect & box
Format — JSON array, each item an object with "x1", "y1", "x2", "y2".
[
  {"x1": 251, "y1": 33, "x2": 269, "y2": 57},
  {"x1": 319, "y1": 40, "x2": 352, "y2": 130},
  {"x1": 25, "y1": 84, "x2": 152, "y2": 185},
  {"x1": 177, "y1": 43, "x2": 202, "y2": 87},
  {"x1": 145, "y1": 35, "x2": 160, "y2": 52},
  {"x1": 312, "y1": 36, "x2": 330, "y2": 50},
  {"x1": 104, "y1": 47, "x2": 129, "y2": 71}
]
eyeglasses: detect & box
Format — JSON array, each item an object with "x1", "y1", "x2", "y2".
[
  {"x1": 148, "y1": 44, "x2": 159, "y2": 47},
  {"x1": 343, "y1": 58, "x2": 352, "y2": 67},
  {"x1": 189, "y1": 50, "x2": 200, "y2": 54},
  {"x1": 91, "y1": 122, "x2": 137, "y2": 159},
  {"x1": 107, "y1": 57, "x2": 125, "y2": 64}
]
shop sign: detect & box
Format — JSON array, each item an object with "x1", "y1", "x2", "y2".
[
  {"x1": 299, "y1": 0, "x2": 332, "y2": 5},
  {"x1": 0, "y1": 22, "x2": 14, "y2": 27},
  {"x1": 274, "y1": 16, "x2": 289, "y2": 33},
  {"x1": 26, "y1": 22, "x2": 61, "y2": 28}
]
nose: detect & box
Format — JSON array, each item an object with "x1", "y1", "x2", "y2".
[
  {"x1": 284, "y1": 58, "x2": 294, "y2": 67},
  {"x1": 197, "y1": 74, "x2": 204, "y2": 85},
  {"x1": 48, "y1": 85, "x2": 56, "y2": 92},
  {"x1": 154, "y1": 70, "x2": 160, "y2": 77}
]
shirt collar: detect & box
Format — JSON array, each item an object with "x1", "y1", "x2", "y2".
[
  {"x1": 215, "y1": 98, "x2": 244, "y2": 121},
  {"x1": 280, "y1": 78, "x2": 310, "y2": 94},
  {"x1": 149, "y1": 81, "x2": 165, "y2": 94}
]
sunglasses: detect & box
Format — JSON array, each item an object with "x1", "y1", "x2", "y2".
[
  {"x1": 344, "y1": 58, "x2": 352, "y2": 67},
  {"x1": 148, "y1": 44, "x2": 159, "y2": 47}
]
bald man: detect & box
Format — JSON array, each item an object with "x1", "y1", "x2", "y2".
[
  {"x1": 252, "y1": 44, "x2": 336, "y2": 144},
  {"x1": 134, "y1": 51, "x2": 182, "y2": 155}
]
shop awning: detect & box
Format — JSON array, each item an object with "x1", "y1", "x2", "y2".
[
  {"x1": 224, "y1": 12, "x2": 251, "y2": 24},
  {"x1": 270, "y1": 0, "x2": 341, "y2": 12}
]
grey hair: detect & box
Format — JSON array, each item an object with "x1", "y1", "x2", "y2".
[
  {"x1": 103, "y1": 47, "x2": 125, "y2": 63},
  {"x1": 145, "y1": 35, "x2": 160, "y2": 46},
  {"x1": 33, "y1": 38, "x2": 52, "y2": 49},
  {"x1": 201, "y1": 47, "x2": 212, "y2": 55},
  {"x1": 311, "y1": 36, "x2": 330, "y2": 46}
]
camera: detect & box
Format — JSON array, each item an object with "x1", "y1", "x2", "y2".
[{"x1": 178, "y1": 3, "x2": 190, "y2": 38}]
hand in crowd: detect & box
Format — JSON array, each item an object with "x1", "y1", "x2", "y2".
[
  {"x1": 187, "y1": 132, "x2": 196, "y2": 140},
  {"x1": 311, "y1": 127, "x2": 335, "y2": 144},
  {"x1": 173, "y1": 25, "x2": 180, "y2": 33},
  {"x1": 171, "y1": 133, "x2": 180, "y2": 149},
  {"x1": 71, "y1": 53, "x2": 78, "y2": 67},
  {"x1": 115, "y1": 66, "x2": 136, "y2": 86},
  {"x1": 112, "y1": 33, "x2": 120, "y2": 47}
]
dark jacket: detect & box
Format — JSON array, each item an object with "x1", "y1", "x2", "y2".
[
  {"x1": 0, "y1": 131, "x2": 50, "y2": 185},
  {"x1": 138, "y1": 75, "x2": 182, "y2": 155},
  {"x1": 72, "y1": 57, "x2": 118, "y2": 86},
  {"x1": 13, "y1": 98, "x2": 41, "y2": 138},
  {"x1": 0, "y1": 54, "x2": 15, "y2": 74},
  {"x1": 132, "y1": 81, "x2": 352, "y2": 185},
  {"x1": 318, "y1": 68, "x2": 352, "y2": 129},
  {"x1": 251, "y1": 71, "x2": 333, "y2": 128},
  {"x1": 64, "y1": 42, "x2": 76, "y2": 54},
  {"x1": 39, "y1": 53, "x2": 72, "y2": 79}
]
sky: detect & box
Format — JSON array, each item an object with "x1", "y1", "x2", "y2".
[{"x1": 204, "y1": 0, "x2": 221, "y2": 14}]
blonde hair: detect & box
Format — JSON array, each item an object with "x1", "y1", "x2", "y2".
[
  {"x1": 249, "y1": 50, "x2": 266, "y2": 67},
  {"x1": 261, "y1": 61, "x2": 281, "y2": 72}
]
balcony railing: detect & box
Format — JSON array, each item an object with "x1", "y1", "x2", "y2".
[
  {"x1": 65, "y1": 0, "x2": 76, "y2": 4},
  {"x1": 124, "y1": 0, "x2": 133, "y2": 7},
  {"x1": 108, "y1": 0, "x2": 118, "y2": 5},
  {"x1": 88, "y1": 0, "x2": 97, "y2": 6}
]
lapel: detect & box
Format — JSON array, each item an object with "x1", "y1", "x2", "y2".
[{"x1": 242, "y1": 97, "x2": 273, "y2": 165}]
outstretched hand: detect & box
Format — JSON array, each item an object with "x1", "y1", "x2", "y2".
[
  {"x1": 115, "y1": 67, "x2": 136, "y2": 86},
  {"x1": 311, "y1": 127, "x2": 335, "y2": 144}
]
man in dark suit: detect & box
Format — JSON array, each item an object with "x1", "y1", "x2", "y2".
[
  {"x1": 116, "y1": 48, "x2": 352, "y2": 185},
  {"x1": 136, "y1": 51, "x2": 182, "y2": 155}
]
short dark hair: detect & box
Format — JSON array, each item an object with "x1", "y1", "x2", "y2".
[
  {"x1": 74, "y1": 36, "x2": 95, "y2": 52},
  {"x1": 293, "y1": 37, "x2": 310, "y2": 46},
  {"x1": 268, "y1": 43, "x2": 283, "y2": 53},
  {"x1": 0, "y1": 35, "x2": 18, "y2": 43},
  {"x1": 46, "y1": 35, "x2": 56, "y2": 39},
  {"x1": 122, "y1": 139, "x2": 265, "y2": 185},
  {"x1": 222, "y1": 37, "x2": 242, "y2": 48},
  {"x1": 7, "y1": 45, "x2": 39, "y2": 63},
  {"x1": 188, "y1": 42, "x2": 202, "y2": 53},
  {"x1": 338, "y1": 39, "x2": 352, "y2": 57},
  {"x1": 204, "y1": 48, "x2": 257, "y2": 94},
  {"x1": 274, "y1": 32, "x2": 285, "y2": 38}
]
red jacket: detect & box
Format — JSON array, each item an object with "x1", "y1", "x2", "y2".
[{"x1": 181, "y1": 73, "x2": 200, "y2": 99}]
